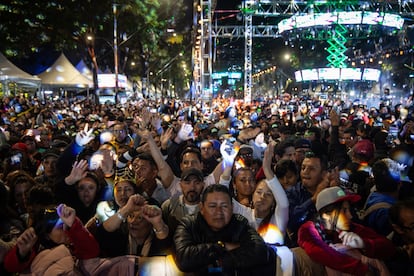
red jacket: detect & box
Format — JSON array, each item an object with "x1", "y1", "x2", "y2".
[
  {"x1": 298, "y1": 221, "x2": 396, "y2": 276},
  {"x1": 4, "y1": 217, "x2": 99, "y2": 273}
]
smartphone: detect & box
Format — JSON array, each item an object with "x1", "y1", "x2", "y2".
[
  {"x1": 10, "y1": 153, "x2": 22, "y2": 165},
  {"x1": 388, "y1": 125, "x2": 398, "y2": 138}
]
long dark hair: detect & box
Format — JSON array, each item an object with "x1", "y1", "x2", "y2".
[
  {"x1": 230, "y1": 167, "x2": 255, "y2": 206},
  {"x1": 314, "y1": 201, "x2": 343, "y2": 244},
  {"x1": 255, "y1": 179, "x2": 276, "y2": 234}
]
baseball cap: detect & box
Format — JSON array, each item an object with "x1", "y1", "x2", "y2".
[
  {"x1": 316, "y1": 186, "x2": 361, "y2": 211},
  {"x1": 294, "y1": 138, "x2": 312, "y2": 149},
  {"x1": 295, "y1": 115, "x2": 304, "y2": 121},
  {"x1": 21, "y1": 134, "x2": 35, "y2": 142},
  {"x1": 271, "y1": 123, "x2": 279, "y2": 129},
  {"x1": 352, "y1": 139, "x2": 374, "y2": 160},
  {"x1": 181, "y1": 168, "x2": 204, "y2": 181},
  {"x1": 42, "y1": 148, "x2": 61, "y2": 160},
  {"x1": 210, "y1": 127, "x2": 219, "y2": 134},
  {"x1": 12, "y1": 142, "x2": 28, "y2": 152},
  {"x1": 239, "y1": 144, "x2": 253, "y2": 153}
]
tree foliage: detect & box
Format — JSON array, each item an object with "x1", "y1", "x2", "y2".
[{"x1": 0, "y1": 0, "x2": 192, "y2": 89}]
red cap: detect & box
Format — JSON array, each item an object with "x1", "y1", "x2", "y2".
[
  {"x1": 12, "y1": 142, "x2": 28, "y2": 152},
  {"x1": 352, "y1": 139, "x2": 374, "y2": 160}
]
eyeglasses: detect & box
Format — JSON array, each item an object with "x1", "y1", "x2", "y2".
[{"x1": 113, "y1": 129, "x2": 126, "y2": 134}]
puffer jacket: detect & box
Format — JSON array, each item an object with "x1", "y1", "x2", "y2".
[{"x1": 173, "y1": 213, "x2": 275, "y2": 275}]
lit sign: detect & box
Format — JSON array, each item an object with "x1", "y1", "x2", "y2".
[
  {"x1": 97, "y1": 74, "x2": 128, "y2": 88},
  {"x1": 338, "y1": 11, "x2": 362, "y2": 25},
  {"x1": 301, "y1": 69, "x2": 319, "y2": 81},
  {"x1": 340, "y1": 68, "x2": 362, "y2": 80},
  {"x1": 294, "y1": 71, "x2": 303, "y2": 82},
  {"x1": 362, "y1": 68, "x2": 381, "y2": 81},
  {"x1": 212, "y1": 72, "x2": 242, "y2": 79},
  {"x1": 318, "y1": 68, "x2": 340, "y2": 80},
  {"x1": 278, "y1": 12, "x2": 404, "y2": 33},
  {"x1": 295, "y1": 67, "x2": 380, "y2": 82}
]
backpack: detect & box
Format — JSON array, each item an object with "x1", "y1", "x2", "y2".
[{"x1": 357, "y1": 202, "x2": 392, "y2": 221}]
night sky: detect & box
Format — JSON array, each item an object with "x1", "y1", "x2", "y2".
[{"x1": 216, "y1": 0, "x2": 242, "y2": 10}]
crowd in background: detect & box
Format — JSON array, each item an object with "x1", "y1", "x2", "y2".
[{"x1": 0, "y1": 91, "x2": 414, "y2": 275}]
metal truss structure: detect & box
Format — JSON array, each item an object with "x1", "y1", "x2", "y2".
[{"x1": 195, "y1": 0, "x2": 414, "y2": 103}]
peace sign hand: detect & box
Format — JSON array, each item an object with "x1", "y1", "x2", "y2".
[{"x1": 75, "y1": 123, "x2": 95, "y2": 146}]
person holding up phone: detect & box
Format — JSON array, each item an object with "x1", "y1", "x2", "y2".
[{"x1": 3, "y1": 203, "x2": 99, "y2": 274}]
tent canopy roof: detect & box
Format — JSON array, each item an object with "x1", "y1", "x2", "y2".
[
  {"x1": 0, "y1": 52, "x2": 41, "y2": 87},
  {"x1": 37, "y1": 53, "x2": 93, "y2": 89}
]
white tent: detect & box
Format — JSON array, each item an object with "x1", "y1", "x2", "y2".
[
  {"x1": 0, "y1": 52, "x2": 41, "y2": 94},
  {"x1": 37, "y1": 53, "x2": 93, "y2": 89},
  {"x1": 75, "y1": 59, "x2": 93, "y2": 80}
]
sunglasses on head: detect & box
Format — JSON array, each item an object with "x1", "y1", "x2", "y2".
[{"x1": 304, "y1": 151, "x2": 316, "y2": 158}]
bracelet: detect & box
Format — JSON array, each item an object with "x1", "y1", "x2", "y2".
[
  {"x1": 153, "y1": 224, "x2": 168, "y2": 234},
  {"x1": 116, "y1": 211, "x2": 125, "y2": 221}
]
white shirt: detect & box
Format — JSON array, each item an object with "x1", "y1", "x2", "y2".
[{"x1": 232, "y1": 176, "x2": 289, "y2": 245}]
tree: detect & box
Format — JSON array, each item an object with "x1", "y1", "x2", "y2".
[{"x1": 0, "y1": 0, "x2": 192, "y2": 90}]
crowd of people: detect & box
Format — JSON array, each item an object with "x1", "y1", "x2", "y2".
[{"x1": 0, "y1": 92, "x2": 414, "y2": 275}]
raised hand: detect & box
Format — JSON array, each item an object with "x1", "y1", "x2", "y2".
[
  {"x1": 151, "y1": 115, "x2": 162, "y2": 132},
  {"x1": 100, "y1": 149, "x2": 116, "y2": 175},
  {"x1": 57, "y1": 204, "x2": 76, "y2": 228},
  {"x1": 137, "y1": 129, "x2": 153, "y2": 142},
  {"x1": 263, "y1": 142, "x2": 275, "y2": 179},
  {"x1": 329, "y1": 108, "x2": 340, "y2": 127},
  {"x1": 16, "y1": 227, "x2": 37, "y2": 258},
  {"x1": 142, "y1": 204, "x2": 163, "y2": 226},
  {"x1": 141, "y1": 109, "x2": 151, "y2": 128},
  {"x1": 160, "y1": 127, "x2": 174, "y2": 149},
  {"x1": 135, "y1": 176, "x2": 151, "y2": 192},
  {"x1": 65, "y1": 160, "x2": 88, "y2": 185},
  {"x1": 75, "y1": 123, "x2": 95, "y2": 146},
  {"x1": 136, "y1": 142, "x2": 150, "y2": 154},
  {"x1": 327, "y1": 166, "x2": 340, "y2": 187},
  {"x1": 177, "y1": 123, "x2": 194, "y2": 142},
  {"x1": 123, "y1": 194, "x2": 146, "y2": 214},
  {"x1": 220, "y1": 139, "x2": 238, "y2": 169}
]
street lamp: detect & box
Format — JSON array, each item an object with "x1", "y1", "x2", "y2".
[
  {"x1": 113, "y1": 3, "x2": 119, "y2": 103},
  {"x1": 85, "y1": 32, "x2": 99, "y2": 104}
]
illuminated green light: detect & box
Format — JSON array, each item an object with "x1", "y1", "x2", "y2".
[{"x1": 326, "y1": 24, "x2": 348, "y2": 68}]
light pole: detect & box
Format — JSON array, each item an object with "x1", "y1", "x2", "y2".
[
  {"x1": 113, "y1": 3, "x2": 119, "y2": 103},
  {"x1": 85, "y1": 33, "x2": 99, "y2": 104}
]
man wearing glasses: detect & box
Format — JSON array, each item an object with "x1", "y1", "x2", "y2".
[{"x1": 111, "y1": 122, "x2": 134, "y2": 149}]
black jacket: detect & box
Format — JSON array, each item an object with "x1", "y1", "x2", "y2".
[{"x1": 173, "y1": 213, "x2": 276, "y2": 275}]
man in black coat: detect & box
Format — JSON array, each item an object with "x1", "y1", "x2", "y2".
[{"x1": 173, "y1": 184, "x2": 276, "y2": 275}]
